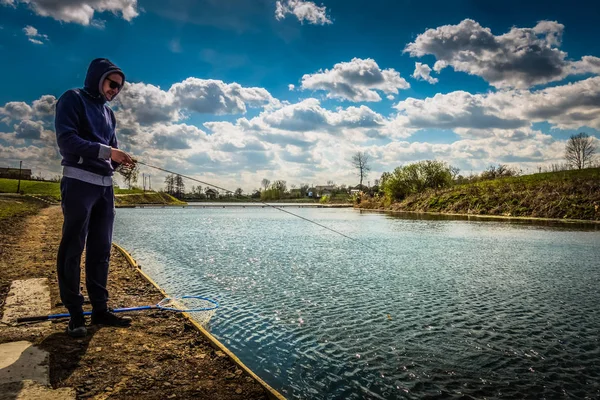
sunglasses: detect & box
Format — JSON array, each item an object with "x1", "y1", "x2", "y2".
[{"x1": 106, "y1": 77, "x2": 123, "y2": 91}]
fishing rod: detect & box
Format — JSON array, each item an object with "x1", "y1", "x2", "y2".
[{"x1": 133, "y1": 159, "x2": 374, "y2": 250}]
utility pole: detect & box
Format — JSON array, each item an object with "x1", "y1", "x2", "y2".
[
  {"x1": 149, "y1": 175, "x2": 151, "y2": 191},
  {"x1": 143, "y1": 173, "x2": 146, "y2": 192},
  {"x1": 16, "y1": 161, "x2": 22, "y2": 194}
]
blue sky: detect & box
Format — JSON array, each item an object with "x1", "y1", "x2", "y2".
[{"x1": 1, "y1": 0, "x2": 599, "y2": 190}]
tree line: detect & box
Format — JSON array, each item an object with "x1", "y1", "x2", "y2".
[{"x1": 365, "y1": 132, "x2": 598, "y2": 203}]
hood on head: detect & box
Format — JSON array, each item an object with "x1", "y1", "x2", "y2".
[{"x1": 83, "y1": 58, "x2": 126, "y2": 102}]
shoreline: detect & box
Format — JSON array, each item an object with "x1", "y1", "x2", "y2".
[
  {"x1": 117, "y1": 202, "x2": 353, "y2": 208},
  {"x1": 0, "y1": 205, "x2": 286, "y2": 399},
  {"x1": 356, "y1": 207, "x2": 600, "y2": 225},
  {"x1": 112, "y1": 243, "x2": 285, "y2": 400}
]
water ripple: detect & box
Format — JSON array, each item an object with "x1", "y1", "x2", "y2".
[{"x1": 114, "y1": 207, "x2": 600, "y2": 399}]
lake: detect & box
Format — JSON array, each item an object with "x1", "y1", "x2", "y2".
[{"x1": 113, "y1": 206, "x2": 600, "y2": 399}]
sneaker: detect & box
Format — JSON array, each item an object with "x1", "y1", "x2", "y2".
[
  {"x1": 91, "y1": 309, "x2": 132, "y2": 327},
  {"x1": 67, "y1": 314, "x2": 87, "y2": 338}
]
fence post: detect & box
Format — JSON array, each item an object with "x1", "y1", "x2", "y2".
[{"x1": 16, "y1": 161, "x2": 22, "y2": 194}]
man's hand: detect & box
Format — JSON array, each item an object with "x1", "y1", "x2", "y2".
[{"x1": 110, "y1": 148, "x2": 134, "y2": 166}]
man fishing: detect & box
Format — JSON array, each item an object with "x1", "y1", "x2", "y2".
[{"x1": 55, "y1": 58, "x2": 135, "y2": 337}]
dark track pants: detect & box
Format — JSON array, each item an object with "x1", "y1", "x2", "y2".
[{"x1": 57, "y1": 177, "x2": 115, "y2": 315}]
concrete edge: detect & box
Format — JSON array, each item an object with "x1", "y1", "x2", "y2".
[{"x1": 112, "y1": 242, "x2": 286, "y2": 400}]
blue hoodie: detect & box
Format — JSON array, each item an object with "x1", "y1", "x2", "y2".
[{"x1": 55, "y1": 58, "x2": 126, "y2": 183}]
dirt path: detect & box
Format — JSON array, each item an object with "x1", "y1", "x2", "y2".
[{"x1": 0, "y1": 206, "x2": 272, "y2": 399}]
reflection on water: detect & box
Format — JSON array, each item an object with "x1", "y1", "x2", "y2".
[
  {"x1": 114, "y1": 207, "x2": 600, "y2": 399},
  {"x1": 362, "y1": 209, "x2": 600, "y2": 231}
]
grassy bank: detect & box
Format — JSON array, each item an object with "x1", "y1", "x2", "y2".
[
  {"x1": 0, "y1": 178, "x2": 185, "y2": 206},
  {"x1": 0, "y1": 195, "x2": 48, "y2": 226},
  {"x1": 358, "y1": 168, "x2": 600, "y2": 221},
  {"x1": 114, "y1": 192, "x2": 186, "y2": 206},
  {"x1": 0, "y1": 178, "x2": 61, "y2": 201}
]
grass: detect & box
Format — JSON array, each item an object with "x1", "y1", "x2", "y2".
[
  {"x1": 114, "y1": 187, "x2": 146, "y2": 194},
  {"x1": 0, "y1": 195, "x2": 47, "y2": 226},
  {"x1": 359, "y1": 167, "x2": 600, "y2": 221},
  {"x1": 0, "y1": 178, "x2": 184, "y2": 205},
  {"x1": 0, "y1": 178, "x2": 61, "y2": 201},
  {"x1": 114, "y1": 192, "x2": 186, "y2": 206}
]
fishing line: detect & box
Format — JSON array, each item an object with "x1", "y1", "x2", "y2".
[{"x1": 134, "y1": 160, "x2": 374, "y2": 250}]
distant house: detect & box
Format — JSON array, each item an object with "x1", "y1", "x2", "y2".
[
  {"x1": 205, "y1": 188, "x2": 219, "y2": 199},
  {"x1": 0, "y1": 167, "x2": 32, "y2": 180},
  {"x1": 350, "y1": 184, "x2": 368, "y2": 195},
  {"x1": 315, "y1": 185, "x2": 335, "y2": 192},
  {"x1": 314, "y1": 185, "x2": 335, "y2": 198}
]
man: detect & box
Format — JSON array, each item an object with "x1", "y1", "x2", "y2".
[{"x1": 55, "y1": 58, "x2": 134, "y2": 338}]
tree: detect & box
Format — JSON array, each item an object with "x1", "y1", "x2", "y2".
[
  {"x1": 261, "y1": 178, "x2": 270, "y2": 191},
  {"x1": 164, "y1": 174, "x2": 175, "y2": 195},
  {"x1": 449, "y1": 166, "x2": 460, "y2": 180},
  {"x1": 351, "y1": 151, "x2": 371, "y2": 187},
  {"x1": 272, "y1": 180, "x2": 287, "y2": 194},
  {"x1": 174, "y1": 175, "x2": 185, "y2": 198},
  {"x1": 565, "y1": 132, "x2": 596, "y2": 169},
  {"x1": 380, "y1": 160, "x2": 454, "y2": 201},
  {"x1": 234, "y1": 188, "x2": 243, "y2": 197},
  {"x1": 117, "y1": 163, "x2": 139, "y2": 189},
  {"x1": 299, "y1": 184, "x2": 309, "y2": 196}
]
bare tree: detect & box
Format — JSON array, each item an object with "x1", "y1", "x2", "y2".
[
  {"x1": 565, "y1": 132, "x2": 596, "y2": 169},
  {"x1": 117, "y1": 163, "x2": 139, "y2": 189},
  {"x1": 351, "y1": 152, "x2": 371, "y2": 187},
  {"x1": 261, "y1": 178, "x2": 270, "y2": 190}
]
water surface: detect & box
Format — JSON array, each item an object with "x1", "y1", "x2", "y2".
[{"x1": 113, "y1": 206, "x2": 600, "y2": 399}]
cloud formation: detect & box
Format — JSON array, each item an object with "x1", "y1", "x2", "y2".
[
  {"x1": 301, "y1": 58, "x2": 410, "y2": 101},
  {"x1": 170, "y1": 78, "x2": 278, "y2": 115},
  {"x1": 2, "y1": 0, "x2": 139, "y2": 25},
  {"x1": 275, "y1": 0, "x2": 331, "y2": 25},
  {"x1": 412, "y1": 63, "x2": 438, "y2": 84},
  {"x1": 405, "y1": 19, "x2": 600, "y2": 88},
  {"x1": 23, "y1": 25, "x2": 48, "y2": 44}
]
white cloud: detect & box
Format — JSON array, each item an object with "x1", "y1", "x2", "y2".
[
  {"x1": 301, "y1": 58, "x2": 410, "y2": 102},
  {"x1": 249, "y1": 98, "x2": 386, "y2": 134},
  {"x1": 170, "y1": 78, "x2": 278, "y2": 115},
  {"x1": 4, "y1": 0, "x2": 139, "y2": 25},
  {"x1": 32, "y1": 95, "x2": 56, "y2": 117},
  {"x1": 487, "y1": 76, "x2": 600, "y2": 130},
  {"x1": 23, "y1": 25, "x2": 49, "y2": 44},
  {"x1": 393, "y1": 76, "x2": 600, "y2": 132},
  {"x1": 149, "y1": 123, "x2": 207, "y2": 151},
  {"x1": 114, "y1": 82, "x2": 179, "y2": 125},
  {"x1": 412, "y1": 62, "x2": 438, "y2": 84},
  {"x1": 14, "y1": 119, "x2": 44, "y2": 139},
  {"x1": 0, "y1": 101, "x2": 33, "y2": 123},
  {"x1": 393, "y1": 91, "x2": 528, "y2": 131},
  {"x1": 111, "y1": 78, "x2": 279, "y2": 130},
  {"x1": 405, "y1": 19, "x2": 599, "y2": 88},
  {"x1": 288, "y1": 84, "x2": 295, "y2": 91},
  {"x1": 275, "y1": 0, "x2": 331, "y2": 25}
]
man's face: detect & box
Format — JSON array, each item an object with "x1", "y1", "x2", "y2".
[{"x1": 102, "y1": 73, "x2": 123, "y2": 101}]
